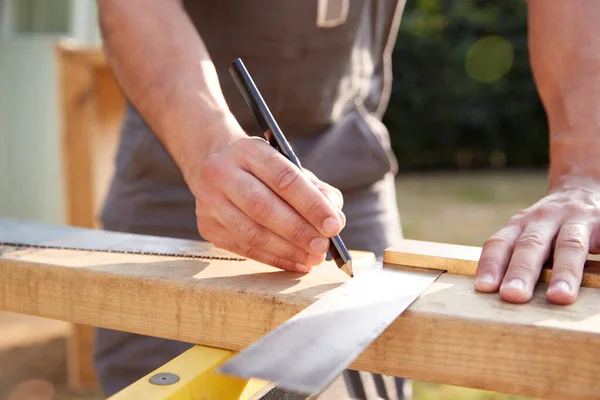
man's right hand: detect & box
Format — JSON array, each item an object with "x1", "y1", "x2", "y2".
[
  {"x1": 192, "y1": 135, "x2": 346, "y2": 273},
  {"x1": 97, "y1": 0, "x2": 344, "y2": 272}
]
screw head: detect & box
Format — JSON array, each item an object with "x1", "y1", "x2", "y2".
[{"x1": 149, "y1": 372, "x2": 180, "y2": 385}]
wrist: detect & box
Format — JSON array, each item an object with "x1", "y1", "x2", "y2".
[
  {"x1": 548, "y1": 130, "x2": 600, "y2": 190},
  {"x1": 177, "y1": 111, "x2": 247, "y2": 195},
  {"x1": 549, "y1": 173, "x2": 600, "y2": 195}
]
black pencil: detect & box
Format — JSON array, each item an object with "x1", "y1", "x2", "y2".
[{"x1": 228, "y1": 58, "x2": 353, "y2": 278}]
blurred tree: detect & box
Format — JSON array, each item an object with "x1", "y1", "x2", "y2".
[{"x1": 383, "y1": 0, "x2": 549, "y2": 171}]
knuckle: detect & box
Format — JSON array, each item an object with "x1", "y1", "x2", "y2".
[
  {"x1": 274, "y1": 165, "x2": 300, "y2": 191},
  {"x1": 231, "y1": 138, "x2": 246, "y2": 152},
  {"x1": 290, "y1": 222, "x2": 309, "y2": 242},
  {"x1": 245, "y1": 246, "x2": 258, "y2": 260},
  {"x1": 508, "y1": 263, "x2": 536, "y2": 276},
  {"x1": 232, "y1": 136, "x2": 256, "y2": 152},
  {"x1": 273, "y1": 257, "x2": 292, "y2": 271},
  {"x1": 557, "y1": 234, "x2": 586, "y2": 251},
  {"x1": 477, "y1": 254, "x2": 502, "y2": 268},
  {"x1": 554, "y1": 267, "x2": 581, "y2": 282},
  {"x1": 534, "y1": 204, "x2": 561, "y2": 218},
  {"x1": 248, "y1": 192, "x2": 273, "y2": 219},
  {"x1": 283, "y1": 245, "x2": 303, "y2": 262},
  {"x1": 564, "y1": 202, "x2": 585, "y2": 215},
  {"x1": 484, "y1": 233, "x2": 510, "y2": 247},
  {"x1": 201, "y1": 154, "x2": 226, "y2": 183},
  {"x1": 505, "y1": 215, "x2": 524, "y2": 228},
  {"x1": 223, "y1": 239, "x2": 241, "y2": 254},
  {"x1": 232, "y1": 137, "x2": 262, "y2": 164},
  {"x1": 244, "y1": 223, "x2": 268, "y2": 247},
  {"x1": 307, "y1": 199, "x2": 325, "y2": 217},
  {"x1": 515, "y1": 232, "x2": 546, "y2": 249}
]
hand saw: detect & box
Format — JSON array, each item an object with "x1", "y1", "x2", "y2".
[
  {"x1": 217, "y1": 59, "x2": 445, "y2": 397},
  {"x1": 0, "y1": 217, "x2": 245, "y2": 261}
]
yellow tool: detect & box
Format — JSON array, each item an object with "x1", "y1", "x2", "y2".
[{"x1": 108, "y1": 345, "x2": 273, "y2": 400}]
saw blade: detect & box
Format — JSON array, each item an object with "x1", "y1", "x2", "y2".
[
  {"x1": 0, "y1": 218, "x2": 246, "y2": 261},
  {"x1": 218, "y1": 262, "x2": 443, "y2": 395}
]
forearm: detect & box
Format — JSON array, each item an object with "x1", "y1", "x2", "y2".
[
  {"x1": 528, "y1": 1, "x2": 600, "y2": 189},
  {"x1": 97, "y1": 0, "x2": 245, "y2": 193}
]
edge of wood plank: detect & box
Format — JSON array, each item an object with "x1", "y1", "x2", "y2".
[{"x1": 384, "y1": 238, "x2": 600, "y2": 288}]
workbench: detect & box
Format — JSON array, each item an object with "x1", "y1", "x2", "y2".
[{"x1": 1, "y1": 238, "x2": 599, "y2": 400}]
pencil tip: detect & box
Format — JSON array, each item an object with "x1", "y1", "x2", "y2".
[{"x1": 340, "y1": 259, "x2": 353, "y2": 278}]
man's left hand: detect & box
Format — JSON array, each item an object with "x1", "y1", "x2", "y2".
[{"x1": 475, "y1": 175, "x2": 600, "y2": 305}]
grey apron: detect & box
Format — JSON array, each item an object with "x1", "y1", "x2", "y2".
[{"x1": 96, "y1": 1, "x2": 407, "y2": 398}]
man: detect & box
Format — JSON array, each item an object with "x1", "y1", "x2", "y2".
[{"x1": 94, "y1": 0, "x2": 600, "y2": 398}]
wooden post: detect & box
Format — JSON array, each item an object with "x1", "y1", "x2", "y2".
[{"x1": 54, "y1": 39, "x2": 126, "y2": 392}]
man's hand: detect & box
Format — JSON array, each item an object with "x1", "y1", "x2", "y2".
[
  {"x1": 97, "y1": 0, "x2": 345, "y2": 273},
  {"x1": 193, "y1": 136, "x2": 345, "y2": 273},
  {"x1": 474, "y1": 1, "x2": 600, "y2": 305},
  {"x1": 476, "y1": 176, "x2": 600, "y2": 305}
]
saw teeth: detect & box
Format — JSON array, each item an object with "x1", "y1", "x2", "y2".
[{"x1": 0, "y1": 242, "x2": 246, "y2": 261}]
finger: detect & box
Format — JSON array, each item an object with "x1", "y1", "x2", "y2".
[
  {"x1": 475, "y1": 222, "x2": 523, "y2": 293},
  {"x1": 221, "y1": 166, "x2": 331, "y2": 257},
  {"x1": 305, "y1": 172, "x2": 347, "y2": 227},
  {"x1": 206, "y1": 220, "x2": 315, "y2": 273},
  {"x1": 304, "y1": 170, "x2": 344, "y2": 208},
  {"x1": 215, "y1": 198, "x2": 326, "y2": 268},
  {"x1": 234, "y1": 139, "x2": 343, "y2": 237},
  {"x1": 546, "y1": 221, "x2": 590, "y2": 305},
  {"x1": 499, "y1": 221, "x2": 560, "y2": 303}
]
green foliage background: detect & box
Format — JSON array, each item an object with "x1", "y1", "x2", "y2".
[{"x1": 383, "y1": 0, "x2": 549, "y2": 171}]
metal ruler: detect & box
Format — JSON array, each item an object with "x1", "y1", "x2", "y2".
[{"x1": 219, "y1": 262, "x2": 443, "y2": 396}]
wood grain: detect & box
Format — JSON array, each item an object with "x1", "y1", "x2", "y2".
[
  {"x1": 1, "y1": 244, "x2": 600, "y2": 400},
  {"x1": 384, "y1": 238, "x2": 600, "y2": 288}
]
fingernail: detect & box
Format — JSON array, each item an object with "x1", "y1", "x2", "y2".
[
  {"x1": 549, "y1": 280, "x2": 572, "y2": 294},
  {"x1": 322, "y1": 217, "x2": 342, "y2": 236},
  {"x1": 294, "y1": 264, "x2": 311, "y2": 273},
  {"x1": 502, "y1": 278, "x2": 526, "y2": 292},
  {"x1": 475, "y1": 273, "x2": 495, "y2": 290},
  {"x1": 310, "y1": 237, "x2": 329, "y2": 253}
]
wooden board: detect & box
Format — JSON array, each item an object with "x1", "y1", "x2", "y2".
[
  {"x1": 1, "y1": 242, "x2": 600, "y2": 400},
  {"x1": 384, "y1": 239, "x2": 600, "y2": 288}
]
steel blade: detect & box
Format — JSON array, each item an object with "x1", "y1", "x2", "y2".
[
  {"x1": 218, "y1": 262, "x2": 443, "y2": 395},
  {"x1": 0, "y1": 218, "x2": 245, "y2": 261}
]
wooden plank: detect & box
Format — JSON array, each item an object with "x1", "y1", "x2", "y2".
[
  {"x1": 109, "y1": 345, "x2": 273, "y2": 400},
  {"x1": 0, "y1": 242, "x2": 599, "y2": 400},
  {"x1": 384, "y1": 239, "x2": 600, "y2": 288}
]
